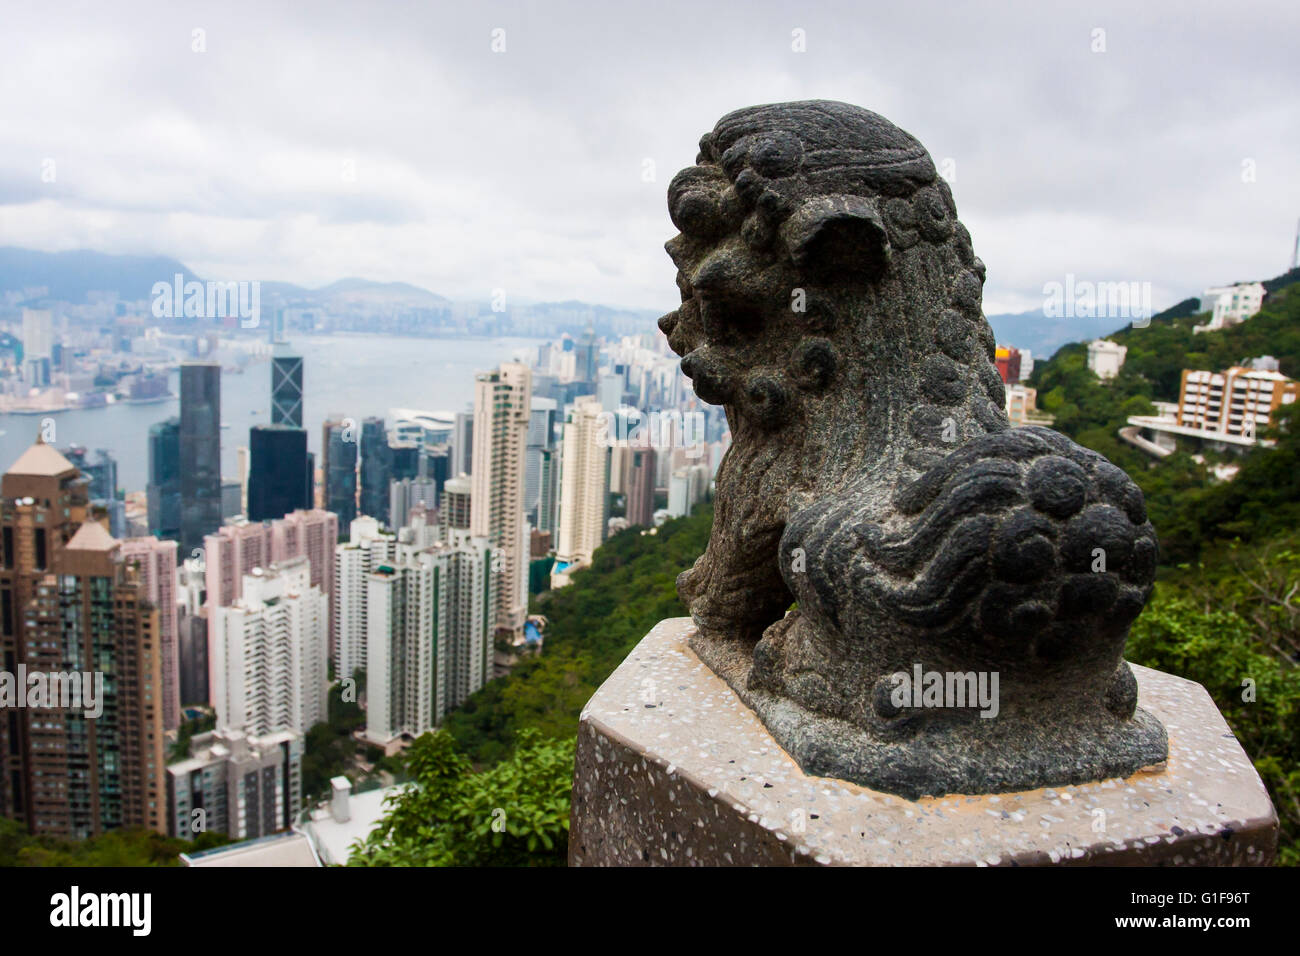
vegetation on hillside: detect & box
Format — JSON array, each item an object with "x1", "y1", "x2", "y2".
[
  {"x1": 0, "y1": 817, "x2": 230, "y2": 866},
  {"x1": 1033, "y1": 281, "x2": 1300, "y2": 564},
  {"x1": 1031, "y1": 275, "x2": 1300, "y2": 864}
]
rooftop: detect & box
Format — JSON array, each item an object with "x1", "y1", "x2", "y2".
[
  {"x1": 65, "y1": 520, "x2": 118, "y2": 551},
  {"x1": 6, "y1": 438, "x2": 77, "y2": 477}
]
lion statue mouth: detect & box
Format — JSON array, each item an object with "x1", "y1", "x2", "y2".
[{"x1": 660, "y1": 100, "x2": 1166, "y2": 799}]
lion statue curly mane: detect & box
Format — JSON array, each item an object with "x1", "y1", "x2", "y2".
[{"x1": 657, "y1": 100, "x2": 1166, "y2": 798}]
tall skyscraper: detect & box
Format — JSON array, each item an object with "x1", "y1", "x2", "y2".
[
  {"x1": 120, "y1": 536, "x2": 181, "y2": 730},
  {"x1": 270, "y1": 346, "x2": 304, "y2": 427},
  {"x1": 525, "y1": 397, "x2": 557, "y2": 528},
  {"x1": 210, "y1": 555, "x2": 328, "y2": 736},
  {"x1": 552, "y1": 395, "x2": 610, "y2": 587},
  {"x1": 0, "y1": 438, "x2": 165, "y2": 838},
  {"x1": 147, "y1": 417, "x2": 181, "y2": 541},
  {"x1": 359, "y1": 417, "x2": 391, "y2": 525},
  {"x1": 573, "y1": 325, "x2": 598, "y2": 386},
  {"x1": 247, "y1": 424, "x2": 312, "y2": 522},
  {"x1": 322, "y1": 417, "x2": 358, "y2": 532},
  {"x1": 471, "y1": 363, "x2": 531, "y2": 636},
  {"x1": 180, "y1": 362, "x2": 222, "y2": 555},
  {"x1": 626, "y1": 447, "x2": 657, "y2": 528}
]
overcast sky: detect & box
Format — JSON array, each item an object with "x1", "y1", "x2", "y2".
[{"x1": 0, "y1": 0, "x2": 1295, "y2": 314}]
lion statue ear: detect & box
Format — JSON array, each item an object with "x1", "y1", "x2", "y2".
[{"x1": 779, "y1": 195, "x2": 891, "y2": 282}]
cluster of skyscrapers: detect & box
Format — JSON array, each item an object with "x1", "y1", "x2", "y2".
[{"x1": 0, "y1": 318, "x2": 726, "y2": 848}]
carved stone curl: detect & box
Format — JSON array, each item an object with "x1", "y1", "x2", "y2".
[{"x1": 659, "y1": 100, "x2": 1166, "y2": 798}]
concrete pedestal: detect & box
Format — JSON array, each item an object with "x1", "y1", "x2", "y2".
[{"x1": 569, "y1": 618, "x2": 1278, "y2": 866}]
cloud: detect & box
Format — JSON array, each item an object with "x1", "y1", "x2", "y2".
[{"x1": 0, "y1": 0, "x2": 1295, "y2": 313}]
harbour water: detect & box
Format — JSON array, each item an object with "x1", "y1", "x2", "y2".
[{"x1": 0, "y1": 333, "x2": 547, "y2": 494}]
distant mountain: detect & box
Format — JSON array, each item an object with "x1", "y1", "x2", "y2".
[
  {"x1": 984, "y1": 310, "x2": 1138, "y2": 361},
  {"x1": 0, "y1": 248, "x2": 453, "y2": 312},
  {"x1": 308, "y1": 277, "x2": 448, "y2": 308},
  {"x1": 0, "y1": 247, "x2": 199, "y2": 304}
]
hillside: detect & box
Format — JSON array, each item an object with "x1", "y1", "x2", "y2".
[{"x1": 0, "y1": 247, "x2": 199, "y2": 304}]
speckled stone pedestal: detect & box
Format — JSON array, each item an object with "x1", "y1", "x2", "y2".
[{"x1": 569, "y1": 618, "x2": 1278, "y2": 866}]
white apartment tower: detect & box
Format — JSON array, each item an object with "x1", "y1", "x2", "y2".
[
  {"x1": 471, "y1": 363, "x2": 531, "y2": 636},
  {"x1": 333, "y1": 515, "x2": 396, "y2": 682},
  {"x1": 552, "y1": 395, "x2": 610, "y2": 588},
  {"x1": 363, "y1": 532, "x2": 497, "y2": 745},
  {"x1": 211, "y1": 555, "x2": 328, "y2": 736}
]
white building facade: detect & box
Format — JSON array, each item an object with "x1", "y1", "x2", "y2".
[{"x1": 211, "y1": 555, "x2": 328, "y2": 736}]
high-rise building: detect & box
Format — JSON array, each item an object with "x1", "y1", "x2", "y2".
[
  {"x1": 270, "y1": 347, "x2": 304, "y2": 427},
  {"x1": 147, "y1": 417, "x2": 182, "y2": 542},
  {"x1": 390, "y1": 476, "x2": 439, "y2": 531},
  {"x1": 598, "y1": 372, "x2": 624, "y2": 412},
  {"x1": 64, "y1": 446, "x2": 122, "y2": 536},
  {"x1": 573, "y1": 326, "x2": 598, "y2": 386},
  {"x1": 626, "y1": 447, "x2": 657, "y2": 528},
  {"x1": 0, "y1": 440, "x2": 166, "y2": 838},
  {"x1": 359, "y1": 418, "x2": 391, "y2": 525},
  {"x1": 451, "y1": 407, "x2": 474, "y2": 478},
  {"x1": 180, "y1": 362, "x2": 222, "y2": 555},
  {"x1": 221, "y1": 478, "x2": 243, "y2": 519},
  {"x1": 211, "y1": 555, "x2": 328, "y2": 736},
  {"x1": 247, "y1": 425, "x2": 312, "y2": 522},
  {"x1": 471, "y1": 363, "x2": 531, "y2": 635},
  {"x1": 120, "y1": 536, "x2": 181, "y2": 730},
  {"x1": 167, "y1": 728, "x2": 302, "y2": 841},
  {"x1": 525, "y1": 397, "x2": 557, "y2": 528},
  {"x1": 423, "y1": 445, "x2": 451, "y2": 501},
  {"x1": 21, "y1": 308, "x2": 53, "y2": 360},
  {"x1": 1177, "y1": 366, "x2": 1299, "y2": 441},
  {"x1": 203, "y1": 509, "x2": 338, "y2": 660},
  {"x1": 537, "y1": 448, "x2": 559, "y2": 534},
  {"x1": 333, "y1": 516, "x2": 396, "y2": 682},
  {"x1": 363, "y1": 533, "x2": 496, "y2": 746},
  {"x1": 552, "y1": 395, "x2": 610, "y2": 587},
  {"x1": 63, "y1": 446, "x2": 116, "y2": 501},
  {"x1": 177, "y1": 555, "x2": 208, "y2": 707},
  {"x1": 667, "y1": 463, "x2": 712, "y2": 518},
  {"x1": 441, "y1": 475, "x2": 472, "y2": 535},
  {"x1": 322, "y1": 417, "x2": 358, "y2": 532}
]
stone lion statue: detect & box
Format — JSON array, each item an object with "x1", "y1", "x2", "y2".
[{"x1": 658, "y1": 100, "x2": 1166, "y2": 798}]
